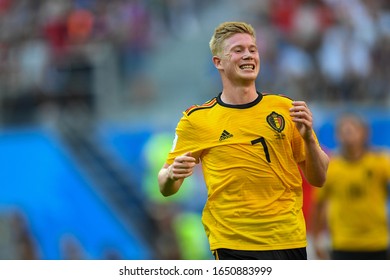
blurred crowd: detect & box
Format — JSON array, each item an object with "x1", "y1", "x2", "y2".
[
  {"x1": 0, "y1": 0, "x2": 212, "y2": 124},
  {"x1": 0, "y1": 0, "x2": 388, "y2": 126},
  {"x1": 0, "y1": 210, "x2": 38, "y2": 260},
  {"x1": 250, "y1": 0, "x2": 390, "y2": 104}
]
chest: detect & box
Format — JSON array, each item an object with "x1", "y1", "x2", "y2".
[
  {"x1": 198, "y1": 108, "x2": 293, "y2": 146},
  {"x1": 328, "y1": 158, "x2": 387, "y2": 199}
]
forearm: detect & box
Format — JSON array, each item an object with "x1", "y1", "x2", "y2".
[
  {"x1": 290, "y1": 101, "x2": 329, "y2": 186},
  {"x1": 302, "y1": 137, "x2": 329, "y2": 187},
  {"x1": 158, "y1": 165, "x2": 185, "y2": 197}
]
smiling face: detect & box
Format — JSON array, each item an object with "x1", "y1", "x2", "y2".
[{"x1": 214, "y1": 33, "x2": 260, "y2": 85}]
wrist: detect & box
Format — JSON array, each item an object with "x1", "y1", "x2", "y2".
[
  {"x1": 304, "y1": 132, "x2": 316, "y2": 144},
  {"x1": 167, "y1": 165, "x2": 177, "y2": 181}
]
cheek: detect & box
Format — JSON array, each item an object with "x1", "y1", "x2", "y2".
[{"x1": 224, "y1": 60, "x2": 238, "y2": 72}]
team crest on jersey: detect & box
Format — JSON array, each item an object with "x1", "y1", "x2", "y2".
[{"x1": 266, "y1": 111, "x2": 285, "y2": 133}]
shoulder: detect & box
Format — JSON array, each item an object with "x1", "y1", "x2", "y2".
[
  {"x1": 262, "y1": 92, "x2": 293, "y2": 100},
  {"x1": 364, "y1": 150, "x2": 390, "y2": 176},
  {"x1": 261, "y1": 93, "x2": 294, "y2": 118},
  {"x1": 184, "y1": 97, "x2": 218, "y2": 117},
  {"x1": 262, "y1": 92, "x2": 294, "y2": 103},
  {"x1": 367, "y1": 149, "x2": 390, "y2": 162},
  {"x1": 328, "y1": 154, "x2": 344, "y2": 164}
]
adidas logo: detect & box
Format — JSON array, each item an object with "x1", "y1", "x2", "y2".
[{"x1": 219, "y1": 130, "x2": 233, "y2": 141}]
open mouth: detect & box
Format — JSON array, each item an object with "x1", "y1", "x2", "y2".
[{"x1": 240, "y1": 64, "x2": 255, "y2": 70}]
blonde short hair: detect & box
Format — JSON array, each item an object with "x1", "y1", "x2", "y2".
[{"x1": 209, "y1": 21, "x2": 256, "y2": 56}]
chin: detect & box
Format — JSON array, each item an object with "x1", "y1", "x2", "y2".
[{"x1": 240, "y1": 74, "x2": 258, "y2": 81}]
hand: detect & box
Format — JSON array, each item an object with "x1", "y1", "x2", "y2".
[
  {"x1": 168, "y1": 152, "x2": 196, "y2": 181},
  {"x1": 313, "y1": 242, "x2": 330, "y2": 260},
  {"x1": 289, "y1": 101, "x2": 314, "y2": 141}
]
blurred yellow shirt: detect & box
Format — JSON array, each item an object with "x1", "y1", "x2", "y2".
[
  {"x1": 166, "y1": 93, "x2": 322, "y2": 251},
  {"x1": 315, "y1": 151, "x2": 390, "y2": 251}
]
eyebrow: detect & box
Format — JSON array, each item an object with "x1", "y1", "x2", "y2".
[{"x1": 229, "y1": 42, "x2": 258, "y2": 50}]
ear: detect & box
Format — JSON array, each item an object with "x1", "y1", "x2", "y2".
[{"x1": 212, "y1": 56, "x2": 223, "y2": 70}]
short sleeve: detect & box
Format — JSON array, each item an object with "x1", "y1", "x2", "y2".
[{"x1": 166, "y1": 114, "x2": 202, "y2": 165}]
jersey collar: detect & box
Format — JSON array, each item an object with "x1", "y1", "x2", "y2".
[{"x1": 216, "y1": 91, "x2": 263, "y2": 109}]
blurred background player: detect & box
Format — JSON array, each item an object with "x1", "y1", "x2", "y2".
[{"x1": 311, "y1": 113, "x2": 390, "y2": 260}]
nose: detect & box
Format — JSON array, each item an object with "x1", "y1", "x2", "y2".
[{"x1": 242, "y1": 50, "x2": 253, "y2": 60}]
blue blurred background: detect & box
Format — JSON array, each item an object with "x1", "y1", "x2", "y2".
[{"x1": 0, "y1": 0, "x2": 389, "y2": 260}]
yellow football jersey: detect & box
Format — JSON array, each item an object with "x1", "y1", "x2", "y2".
[
  {"x1": 315, "y1": 151, "x2": 390, "y2": 251},
  {"x1": 166, "y1": 92, "x2": 321, "y2": 251}
]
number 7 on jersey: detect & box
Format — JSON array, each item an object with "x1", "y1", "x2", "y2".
[{"x1": 251, "y1": 137, "x2": 271, "y2": 163}]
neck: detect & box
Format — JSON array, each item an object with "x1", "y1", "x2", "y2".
[
  {"x1": 220, "y1": 84, "x2": 258, "y2": 105},
  {"x1": 342, "y1": 146, "x2": 366, "y2": 161}
]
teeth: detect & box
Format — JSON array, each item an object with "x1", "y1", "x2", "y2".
[{"x1": 240, "y1": 65, "x2": 254, "y2": 70}]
